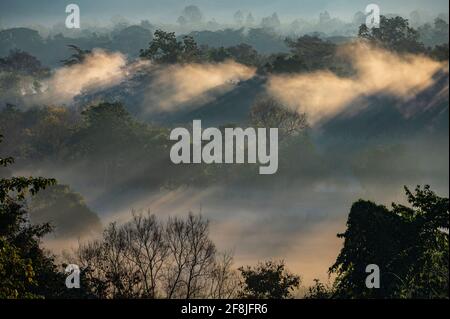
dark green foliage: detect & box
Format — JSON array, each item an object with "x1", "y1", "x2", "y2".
[
  {"x1": 358, "y1": 16, "x2": 425, "y2": 53},
  {"x1": 0, "y1": 51, "x2": 49, "y2": 106},
  {"x1": 0, "y1": 10, "x2": 447, "y2": 300},
  {"x1": 238, "y1": 260, "x2": 300, "y2": 299},
  {"x1": 206, "y1": 46, "x2": 232, "y2": 62},
  {"x1": 225, "y1": 44, "x2": 260, "y2": 67},
  {"x1": 305, "y1": 279, "x2": 333, "y2": 299},
  {"x1": 429, "y1": 43, "x2": 449, "y2": 61},
  {"x1": 0, "y1": 236, "x2": 37, "y2": 298},
  {"x1": 0, "y1": 134, "x2": 55, "y2": 298},
  {"x1": 0, "y1": 50, "x2": 49, "y2": 76},
  {"x1": 140, "y1": 30, "x2": 200, "y2": 64},
  {"x1": 330, "y1": 185, "x2": 449, "y2": 298},
  {"x1": 1, "y1": 134, "x2": 96, "y2": 299},
  {"x1": 0, "y1": 104, "x2": 78, "y2": 160},
  {"x1": 204, "y1": 43, "x2": 262, "y2": 68},
  {"x1": 268, "y1": 35, "x2": 337, "y2": 73},
  {"x1": 267, "y1": 53, "x2": 307, "y2": 74},
  {"x1": 285, "y1": 35, "x2": 337, "y2": 70},
  {"x1": 0, "y1": 102, "x2": 212, "y2": 192},
  {"x1": 69, "y1": 102, "x2": 182, "y2": 189}
]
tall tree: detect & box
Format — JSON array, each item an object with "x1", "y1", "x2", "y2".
[
  {"x1": 77, "y1": 213, "x2": 226, "y2": 299},
  {"x1": 330, "y1": 185, "x2": 449, "y2": 298},
  {"x1": 358, "y1": 15, "x2": 425, "y2": 53},
  {"x1": 0, "y1": 134, "x2": 64, "y2": 298}
]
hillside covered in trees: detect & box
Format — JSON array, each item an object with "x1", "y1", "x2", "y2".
[{"x1": 0, "y1": 3, "x2": 449, "y2": 299}]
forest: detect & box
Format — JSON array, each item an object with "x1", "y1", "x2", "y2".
[{"x1": 0, "y1": 4, "x2": 449, "y2": 299}]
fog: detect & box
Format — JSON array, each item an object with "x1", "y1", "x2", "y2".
[
  {"x1": 144, "y1": 61, "x2": 256, "y2": 112},
  {"x1": 1, "y1": 0, "x2": 448, "y2": 27},
  {"x1": 2, "y1": 42, "x2": 445, "y2": 285},
  {"x1": 1, "y1": 3, "x2": 448, "y2": 287},
  {"x1": 268, "y1": 43, "x2": 448, "y2": 124}
]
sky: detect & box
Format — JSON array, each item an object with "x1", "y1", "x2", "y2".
[{"x1": 0, "y1": 0, "x2": 448, "y2": 27}]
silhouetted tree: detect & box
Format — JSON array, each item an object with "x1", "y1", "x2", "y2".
[
  {"x1": 238, "y1": 260, "x2": 300, "y2": 299},
  {"x1": 0, "y1": 134, "x2": 84, "y2": 298},
  {"x1": 330, "y1": 185, "x2": 449, "y2": 298},
  {"x1": 164, "y1": 214, "x2": 216, "y2": 298},
  {"x1": 305, "y1": 279, "x2": 333, "y2": 299},
  {"x1": 77, "y1": 212, "x2": 233, "y2": 299}
]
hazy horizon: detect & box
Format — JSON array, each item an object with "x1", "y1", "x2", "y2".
[{"x1": 0, "y1": 0, "x2": 448, "y2": 28}]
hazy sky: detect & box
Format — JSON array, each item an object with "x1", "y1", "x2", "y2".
[{"x1": 0, "y1": 0, "x2": 448, "y2": 27}]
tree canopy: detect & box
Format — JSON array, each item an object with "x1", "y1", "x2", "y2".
[
  {"x1": 330, "y1": 185, "x2": 449, "y2": 298},
  {"x1": 140, "y1": 30, "x2": 200, "y2": 64},
  {"x1": 238, "y1": 260, "x2": 300, "y2": 299},
  {"x1": 358, "y1": 15, "x2": 425, "y2": 53}
]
